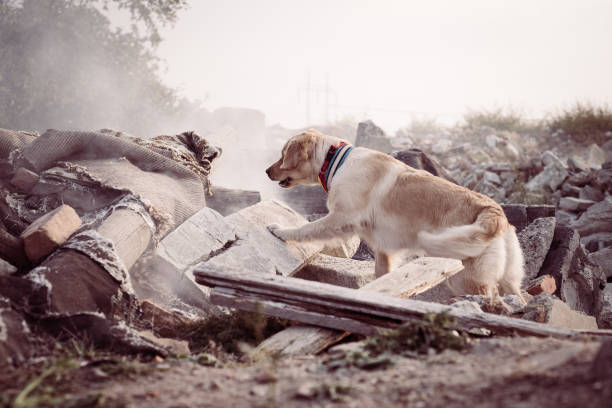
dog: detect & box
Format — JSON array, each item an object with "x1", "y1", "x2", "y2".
[{"x1": 265, "y1": 129, "x2": 525, "y2": 301}]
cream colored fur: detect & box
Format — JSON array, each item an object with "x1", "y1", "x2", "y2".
[{"x1": 265, "y1": 129, "x2": 525, "y2": 301}]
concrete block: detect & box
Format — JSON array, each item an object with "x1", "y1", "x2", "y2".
[
  {"x1": 295, "y1": 254, "x2": 375, "y2": 288},
  {"x1": 139, "y1": 299, "x2": 191, "y2": 338},
  {"x1": 321, "y1": 235, "x2": 361, "y2": 258},
  {"x1": 521, "y1": 293, "x2": 598, "y2": 330},
  {"x1": 9, "y1": 167, "x2": 39, "y2": 193},
  {"x1": 20, "y1": 204, "x2": 82, "y2": 262}
]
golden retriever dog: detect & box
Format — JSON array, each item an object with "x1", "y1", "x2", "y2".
[{"x1": 265, "y1": 129, "x2": 525, "y2": 301}]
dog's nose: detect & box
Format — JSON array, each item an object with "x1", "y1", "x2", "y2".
[{"x1": 265, "y1": 167, "x2": 272, "y2": 177}]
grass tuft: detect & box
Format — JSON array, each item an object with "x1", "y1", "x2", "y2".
[{"x1": 547, "y1": 102, "x2": 612, "y2": 144}]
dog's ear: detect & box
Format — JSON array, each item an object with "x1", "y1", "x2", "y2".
[{"x1": 281, "y1": 137, "x2": 311, "y2": 169}]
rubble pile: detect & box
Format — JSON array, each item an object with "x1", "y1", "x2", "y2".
[{"x1": 0, "y1": 118, "x2": 611, "y2": 384}]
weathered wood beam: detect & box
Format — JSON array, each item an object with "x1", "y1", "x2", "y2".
[{"x1": 195, "y1": 265, "x2": 582, "y2": 341}]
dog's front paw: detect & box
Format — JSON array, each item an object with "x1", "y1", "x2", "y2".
[{"x1": 267, "y1": 224, "x2": 288, "y2": 241}]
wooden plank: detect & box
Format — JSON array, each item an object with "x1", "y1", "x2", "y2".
[
  {"x1": 361, "y1": 257, "x2": 463, "y2": 297},
  {"x1": 243, "y1": 257, "x2": 463, "y2": 358},
  {"x1": 195, "y1": 264, "x2": 580, "y2": 341}
]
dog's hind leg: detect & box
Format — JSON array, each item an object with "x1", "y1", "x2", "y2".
[
  {"x1": 498, "y1": 227, "x2": 526, "y2": 304},
  {"x1": 374, "y1": 251, "x2": 392, "y2": 277}
]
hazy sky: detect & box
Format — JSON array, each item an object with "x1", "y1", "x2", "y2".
[{"x1": 157, "y1": 0, "x2": 612, "y2": 132}]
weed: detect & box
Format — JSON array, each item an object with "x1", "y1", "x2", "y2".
[
  {"x1": 324, "y1": 313, "x2": 469, "y2": 372},
  {"x1": 547, "y1": 102, "x2": 612, "y2": 145},
  {"x1": 179, "y1": 308, "x2": 291, "y2": 356},
  {"x1": 463, "y1": 107, "x2": 542, "y2": 133}
]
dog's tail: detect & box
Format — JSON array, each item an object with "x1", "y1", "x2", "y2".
[{"x1": 417, "y1": 206, "x2": 508, "y2": 260}]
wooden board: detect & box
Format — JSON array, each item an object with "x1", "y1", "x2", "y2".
[
  {"x1": 195, "y1": 262, "x2": 587, "y2": 346},
  {"x1": 227, "y1": 257, "x2": 464, "y2": 358}
]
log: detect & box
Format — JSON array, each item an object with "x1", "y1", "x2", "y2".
[
  {"x1": 195, "y1": 265, "x2": 582, "y2": 341},
  {"x1": 252, "y1": 257, "x2": 464, "y2": 357}
]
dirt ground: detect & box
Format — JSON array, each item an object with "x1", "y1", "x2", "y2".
[{"x1": 2, "y1": 335, "x2": 610, "y2": 408}]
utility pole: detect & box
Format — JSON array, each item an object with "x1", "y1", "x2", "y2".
[{"x1": 299, "y1": 71, "x2": 335, "y2": 126}]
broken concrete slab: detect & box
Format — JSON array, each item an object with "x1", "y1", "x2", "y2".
[
  {"x1": 581, "y1": 232, "x2": 612, "y2": 252},
  {"x1": 10, "y1": 167, "x2": 39, "y2": 193},
  {"x1": 294, "y1": 254, "x2": 375, "y2": 289},
  {"x1": 526, "y1": 155, "x2": 568, "y2": 192},
  {"x1": 517, "y1": 217, "x2": 556, "y2": 281},
  {"x1": 355, "y1": 120, "x2": 393, "y2": 153},
  {"x1": 155, "y1": 207, "x2": 236, "y2": 272},
  {"x1": 205, "y1": 186, "x2": 261, "y2": 216},
  {"x1": 20, "y1": 204, "x2": 82, "y2": 263},
  {"x1": 521, "y1": 293, "x2": 598, "y2": 330},
  {"x1": 206, "y1": 200, "x2": 322, "y2": 277},
  {"x1": 277, "y1": 185, "x2": 328, "y2": 217}
]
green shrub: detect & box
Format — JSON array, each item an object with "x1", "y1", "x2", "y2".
[{"x1": 547, "y1": 102, "x2": 612, "y2": 144}]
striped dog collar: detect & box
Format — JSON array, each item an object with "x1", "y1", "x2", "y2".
[{"x1": 318, "y1": 142, "x2": 354, "y2": 192}]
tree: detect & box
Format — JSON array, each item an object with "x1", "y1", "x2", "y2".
[{"x1": 0, "y1": 0, "x2": 192, "y2": 135}]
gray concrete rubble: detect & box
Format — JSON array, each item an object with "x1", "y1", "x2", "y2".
[
  {"x1": 294, "y1": 254, "x2": 375, "y2": 289},
  {"x1": 517, "y1": 217, "x2": 556, "y2": 281}
]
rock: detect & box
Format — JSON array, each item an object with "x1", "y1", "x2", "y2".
[
  {"x1": 197, "y1": 200, "x2": 322, "y2": 277},
  {"x1": 431, "y1": 139, "x2": 453, "y2": 154},
  {"x1": 139, "y1": 299, "x2": 191, "y2": 338},
  {"x1": 583, "y1": 143, "x2": 607, "y2": 169},
  {"x1": 567, "y1": 155, "x2": 589, "y2": 173},
  {"x1": 566, "y1": 171, "x2": 593, "y2": 187},
  {"x1": 517, "y1": 217, "x2": 556, "y2": 281},
  {"x1": 525, "y1": 161, "x2": 568, "y2": 192},
  {"x1": 137, "y1": 330, "x2": 190, "y2": 355},
  {"x1": 9, "y1": 167, "x2": 39, "y2": 193},
  {"x1": 579, "y1": 185, "x2": 604, "y2": 202},
  {"x1": 594, "y1": 161, "x2": 612, "y2": 191},
  {"x1": 351, "y1": 240, "x2": 375, "y2": 261},
  {"x1": 526, "y1": 152, "x2": 568, "y2": 192},
  {"x1": 572, "y1": 197, "x2": 612, "y2": 236},
  {"x1": 520, "y1": 293, "x2": 598, "y2": 330},
  {"x1": 526, "y1": 275, "x2": 557, "y2": 296},
  {"x1": 474, "y1": 178, "x2": 505, "y2": 202},
  {"x1": 559, "y1": 197, "x2": 596, "y2": 212},
  {"x1": 294, "y1": 254, "x2": 375, "y2": 288},
  {"x1": 482, "y1": 171, "x2": 501, "y2": 185},
  {"x1": 526, "y1": 205, "x2": 556, "y2": 221},
  {"x1": 588, "y1": 247, "x2": 612, "y2": 279},
  {"x1": 581, "y1": 232, "x2": 612, "y2": 252},
  {"x1": 20, "y1": 204, "x2": 82, "y2": 263},
  {"x1": 205, "y1": 186, "x2": 261, "y2": 216},
  {"x1": 561, "y1": 183, "x2": 581, "y2": 197},
  {"x1": 0, "y1": 258, "x2": 17, "y2": 276},
  {"x1": 39, "y1": 312, "x2": 168, "y2": 356},
  {"x1": 355, "y1": 120, "x2": 393, "y2": 153},
  {"x1": 391, "y1": 149, "x2": 457, "y2": 183},
  {"x1": 0, "y1": 299, "x2": 35, "y2": 367},
  {"x1": 556, "y1": 210, "x2": 577, "y2": 226},
  {"x1": 539, "y1": 225, "x2": 605, "y2": 316},
  {"x1": 597, "y1": 285, "x2": 612, "y2": 329},
  {"x1": 448, "y1": 300, "x2": 483, "y2": 314}
]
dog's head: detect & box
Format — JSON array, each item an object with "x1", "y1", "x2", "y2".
[{"x1": 266, "y1": 130, "x2": 321, "y2": 188}]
